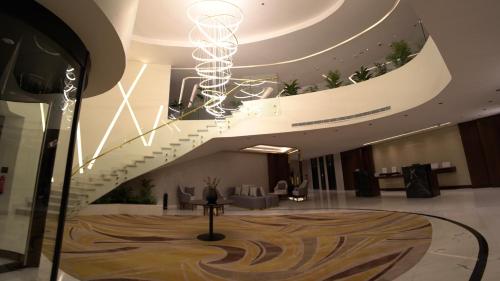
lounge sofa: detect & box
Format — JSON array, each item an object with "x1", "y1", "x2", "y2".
[{"x1": 227, "y1": 185, "x2": 278, "y2": 209}]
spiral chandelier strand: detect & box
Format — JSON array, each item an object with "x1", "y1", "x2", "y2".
[{"x1": 188, "y1": 0, "x2": 243, "y2": 118}]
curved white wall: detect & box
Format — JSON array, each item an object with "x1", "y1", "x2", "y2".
[
  {"x1": 226, "y1": 37, "x2": 451, "y2": 137},
  {"x1": 94, "y1": 0, "x2": 139, "y2": 53},
  {"x1": 38, "y1": 0, "x2": 127, "y2": 97}
]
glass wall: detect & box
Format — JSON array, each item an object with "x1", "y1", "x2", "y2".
[{"x1": 0, "y1": 1, "x2": 88, "y2": 279}]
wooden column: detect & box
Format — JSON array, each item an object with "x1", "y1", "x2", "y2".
[
  {"x1": 267, "y1": 154, "x2": 290, "y2": 192},
  {"x1": 340, "y1": 146, "x2": 377, "y2": 190},
  {"x1": 459, "y1": 113, "x2": 500, "y2": 187}
]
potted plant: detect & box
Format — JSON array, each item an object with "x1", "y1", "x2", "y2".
[
  {"x1": 282, "y1": 79, "x2": 301, "y2": 96},
  {"x1": 169, "y1": 99, "x2": 185, "y2": 114},
  {"x1": 374, "y1": 62, "x2": 388, "y2": 76},
  {"x1": 93, "y1": 178, "x2": 156, "y2": 204},
  {"x1": 203, "y1": 176, "x2": 221, "y2": 204},
  {"x1": 352, "y1": 66, "x2": 373, "y2": 82},
  {"x1": 324, "y1": 70, "x2": 343, "y2": 88},
  {"x1": 387, "y1": 40, "x2": 413, "y2": 67}
]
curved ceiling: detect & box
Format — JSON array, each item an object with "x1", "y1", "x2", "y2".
[
  {"x1": 133, "y1": 0, "x2": 344, "y2": 47},
  {"x1": 37, "y1": 0, "x2": 126, "y2": 98}
]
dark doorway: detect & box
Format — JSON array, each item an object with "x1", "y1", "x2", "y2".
[{"x1": 310, "y1": 158, "x2": 319, "y2": 189}]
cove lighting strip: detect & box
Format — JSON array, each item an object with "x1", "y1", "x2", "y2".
[
  {"x1": 174, "y1": 0, "x2": 400, "y2": 70},
  {"x1": 363, "y1": 122, "x2": 451, "y2": 146}
]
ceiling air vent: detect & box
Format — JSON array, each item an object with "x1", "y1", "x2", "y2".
[{"x1": 291, "y1": 106, "x2": 391, "y2": 127}]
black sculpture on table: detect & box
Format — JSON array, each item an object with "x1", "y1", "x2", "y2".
[{"x1": 197, "y1": 178, "x2": 225, "y2": 241}]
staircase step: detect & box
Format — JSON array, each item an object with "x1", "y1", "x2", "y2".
[
  {"x1": 188, "y1": 134, "x2": 199, "y2": 137},
  {"x1": 27, "y1": 200, "x2": 78, "y2": 212},
  {"x1": 52, "y1": 190, "x2": 88, "y2": 198},
  {"x1": 144, "y1": 156, "x2": 154, "y2": 159},
  {"x1": 15, "y1": 207, "x2": 58, "y2": 218},
  {"x1": 49, "y1": 196, "x2": 81, "y2": 205},
  {"x1": 161, "y1": 147, "x2": 172, "y2": 151},
  {"x1": 179, "y1": 138, "x2": 190, "y2": 142},
  {"x1": 153, "y1": 151, "x2": 163, "y2": 155},
  {"x1": 170, "y1": 143, "x2": 181, "y2": 146},
  {"x1": 197, "y1": 129, "x2": 209, "y2": 132}
]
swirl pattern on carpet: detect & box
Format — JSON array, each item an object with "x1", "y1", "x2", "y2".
[{"x1": 55, "y1": 211, "x2": 432, "y2": 281}]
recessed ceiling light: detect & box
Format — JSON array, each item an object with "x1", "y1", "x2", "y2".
[{"x1": 242, "y1": 145, "x2": 295, "y2": 154}]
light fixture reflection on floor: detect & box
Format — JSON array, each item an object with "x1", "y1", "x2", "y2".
[{"x1": 242, "y1": 144, "x2": 296, "y2": 154}]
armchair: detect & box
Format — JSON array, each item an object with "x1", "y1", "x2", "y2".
[
  {"x1": 292, "y1": 180, "x2": 309, "y2": 202},
  {"x1": 177, "y1": 186, "x2": 195, "y2": 210},
  {"x1": 272, "y1": 180, "x2": 288, "y2": 198}
]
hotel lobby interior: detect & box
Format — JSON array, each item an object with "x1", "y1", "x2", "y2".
[{"x1": 1, "y1": 0, "x2": 499, "y2": 280}]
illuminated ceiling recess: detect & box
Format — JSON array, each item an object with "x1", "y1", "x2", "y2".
[
  {"x1": 242, "y1": 145, "x2": 297, "y2": 154},
  {"x1": 187, "y1": 0, "x2": 243, "y2": 118}
]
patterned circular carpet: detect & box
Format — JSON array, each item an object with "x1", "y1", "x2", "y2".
[{"x1": 57, "y1": 211, "x2": 432, "y2": 281}]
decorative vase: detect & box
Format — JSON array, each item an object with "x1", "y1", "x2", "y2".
[{"x1": 206, "y1": 187, "x2": 218, "y2": 204}]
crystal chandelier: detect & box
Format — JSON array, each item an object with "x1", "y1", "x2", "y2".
[{"x1": 188, "y1": 0, "x2": 243, "y2": 118}]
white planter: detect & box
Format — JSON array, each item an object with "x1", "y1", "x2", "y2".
[{"x1": 79, "y1": 204, "x2": 163, "y2": 216}]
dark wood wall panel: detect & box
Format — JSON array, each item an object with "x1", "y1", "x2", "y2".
[
  {"x1": 459, "y1": 121, "x2": 490, "y2": 186},
  {"x1": 267, "y1": 154, "x2": 290, "y2": 192},
  {"x1": 477, "y1": 114, "x2": 500, "y2": 185},
  {"x1": 340, "y1": 146, "x2": 376, "y2": 190},
  {"x1": 459, "y1": 113, "x2": 500, "y2": 187}
]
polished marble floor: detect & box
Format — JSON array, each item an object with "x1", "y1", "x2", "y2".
[{"x1": 0, "y1": 188, "x2": 498, "y2": 280}]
